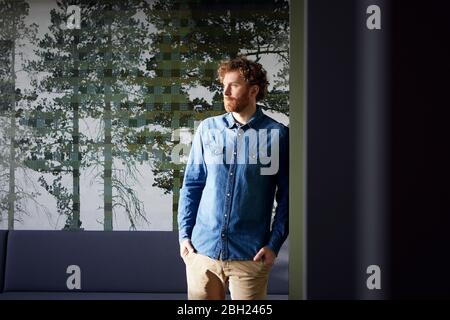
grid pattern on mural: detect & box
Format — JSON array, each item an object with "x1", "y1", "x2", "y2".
[{"x1": 0, "y1": 0, "x2": 289, "y2": 231}]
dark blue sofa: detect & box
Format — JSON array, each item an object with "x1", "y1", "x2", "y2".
[{"x1": 0, "y1": 230, "x2": 288, "y2": 299}]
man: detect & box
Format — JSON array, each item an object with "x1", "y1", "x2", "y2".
[{"x1": 178, "y1": 56, "x2": 289, "y2": 300}]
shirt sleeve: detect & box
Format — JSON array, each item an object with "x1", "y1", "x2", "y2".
[
  {"x1": 267, "y1": 126, "x2": 289, "y2": 255},
  {"x1": 177, "y1": 121, "x2": 207, "y2": 243}
]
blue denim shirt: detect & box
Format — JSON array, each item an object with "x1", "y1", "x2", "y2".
[{"x1": 178, "y1": 106, "x2": 289, "y2": 260}]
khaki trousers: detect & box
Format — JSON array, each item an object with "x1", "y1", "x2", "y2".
[{"x1": 182, "y1": 252, "x2": 272, "y2": 300}]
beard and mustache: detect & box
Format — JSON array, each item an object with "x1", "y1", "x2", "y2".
[{"x1": 224, "y1": 93, "x2": 251, "y2": 113}]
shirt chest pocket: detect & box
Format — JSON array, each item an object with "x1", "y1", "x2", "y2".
[{"x1": 204, "y1": 142, "x2": 224, "y2": 165}]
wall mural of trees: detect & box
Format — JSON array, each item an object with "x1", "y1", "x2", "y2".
[
  {"x1": 0, "y1": 0, "x2": 40, "y2": 229},
  {"x1": 0, "y1": 0, "x2": 289, "y2": 231}
]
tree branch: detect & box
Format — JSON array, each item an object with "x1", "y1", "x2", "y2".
[{"x1": 245, "y1": 50, "x2": 289, "y2": 63}]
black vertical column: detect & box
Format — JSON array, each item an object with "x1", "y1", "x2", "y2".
[
  {"x1": 389, "y1": 1, "x2": 450, "y2": 299},
  {"x1": 307, "y1": 0, "x2": 358, "y2": 299}
]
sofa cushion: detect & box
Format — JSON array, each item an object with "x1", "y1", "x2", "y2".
[
  {"x1": 4, "y1": 231, "x2": 186, "y2": 293},
  {"x1": 3, "y1": 230, "x2": 288, "y2": 296},
  {"x1": 0, "y1": 230, "x2": 7, "y2": 292}
]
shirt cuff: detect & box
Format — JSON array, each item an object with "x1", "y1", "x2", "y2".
[
  {"x1": 266, "y1": 242, "x2": 282, "y2": 256},
  {"x1": 178, "y1": 230, "x2": 191, "y2": 244}
]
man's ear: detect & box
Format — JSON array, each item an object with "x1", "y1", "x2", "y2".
[{"x1": 250, "y1": 84, "x2": 259, "y2": 98}]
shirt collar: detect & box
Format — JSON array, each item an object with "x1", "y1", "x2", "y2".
[{"x1": 224, "y1": 105, "x2": 264, "y2": 130}]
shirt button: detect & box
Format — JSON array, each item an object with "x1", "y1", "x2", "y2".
[
  {"x1": 221, "y1": 233, "x2": 225, "y2": 238},
  {"x1": 227, "y1": 193, "x2": 230, "y2": 197},
  {"x1": 230, "y1": 172, "x2": 233, "y2": 175},
  {"x1": 224, "y1": 214, "x2": 227, "y2": 217}
]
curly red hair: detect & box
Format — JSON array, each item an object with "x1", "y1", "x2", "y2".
[{"x1": 217, "y1": 56, "x2": 269, "y2": 101}]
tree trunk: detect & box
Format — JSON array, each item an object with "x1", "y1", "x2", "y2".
[
  {"x1": 172, "y1": 112, "x2": 180, "y2": 230},
  {"x1": 104, "y1": 99, "x2": 113, "y2": 230},
  {"x1": 7, "y1": 37, "x2": 16, "y2": 230},
  {"x1": 69, "y1": 27, "x2": 81, "y2": 230},
  {"x1": 71, "y1": 101, "x2": 81, "y2": 229},
  {"x1": 103, "y1": 18, "x2": 113, "y2": 230}
]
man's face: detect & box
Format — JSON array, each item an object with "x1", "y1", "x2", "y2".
[{"x1": 222, "y1": 70, "x2": 252, "y2": 113}]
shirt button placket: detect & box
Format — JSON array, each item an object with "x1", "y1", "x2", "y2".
[{"x1": 222, "y1": 130, "x2": 239, "y2": 259}]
